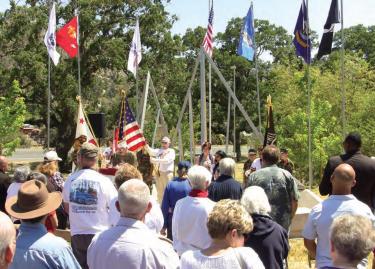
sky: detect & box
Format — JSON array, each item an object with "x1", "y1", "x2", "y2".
[{"x1": 0, "y1": 0, "x2": 374, "y2": 38}]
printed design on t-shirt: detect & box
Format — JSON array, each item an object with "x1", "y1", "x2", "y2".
[{"x1": 70, "y1": 180, "x2": 99, "y2": 213}]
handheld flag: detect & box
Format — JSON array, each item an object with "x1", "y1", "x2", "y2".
[
  {"x1": 293, "y1": 0, "x2": 311, "y2": 64},
  {"x1": 56, "y1": 16, "x2": 78, "y2": 58},
  {"x1": 117, "y1": 96, "x2": 146, "y2": 152},
  {"x1": 127, "y1": 19, "x2": 142, "y2": 77},
  {"x1": 237, "y1": 4, "x2": 255, "y2": 61},
  {"x1": 202, "y1": 4, "x2": 214, "y2": 57},
  {"x1": 317, "y1": 0, "x2": 340, "y2": 59},
  {"x1": 75, "y1": 99, "x2": 97, "y2": 145},
  {"x1": 263, "y1": 95, "x2": 276, "y2": 147},
  {"x1": 44, "y1": 2, "x2": 60, "y2": 66}
]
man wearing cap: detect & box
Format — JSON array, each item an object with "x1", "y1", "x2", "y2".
[
  {"x1": 5, "y1": 180, "x2": 80, "y2": 268},
  {"x1": 63, "y1": 142, "x2": 118, "y2": 269},
  {"x1": 0, "y1": 212, "x2": 16, "y2": 269},
  {"x1": 87, "y1": 179, "x2": 179, "y2": 269},
  {"x1": 146, "y1": 137, "x2": 176, "y2": 203},
  {"x1": 110, "y1": 143, "x2": 137, "y2": 167},
  {"x1": 277, "y1": 148, "x2": 294, "y2": 174},
  {"x1": 319, "y1": 132, "x2": 375, "y2": 210},
  {"x1": 0, "y1": 156, "x2": 11, "y2": 214}
]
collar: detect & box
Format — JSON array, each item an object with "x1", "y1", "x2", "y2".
[
  {"x1": 189, "y1": 189, "x2": 208, "y2": 198},
  {"x1": 216, "y1": 174, "x2": 233, "y2": 182},
  {"x1": 328, "y1": 194, "x2": 356, "y2": 200},
  {"x1": 116, "y1": 217, "x2": 149, "y2": 230},
  {"x1": 20, "y1": 222, "x2": 47, "y2": 233}
]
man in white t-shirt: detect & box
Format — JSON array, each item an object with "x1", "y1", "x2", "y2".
[
  {"x1": 63, "y1": 142, "x2": 118, "y2": 269},
  {"x1": 302, "y1": 163, "x2": 375, "y2": 269},
  {"x1": 146, "y1": 136, "x2": 176, "y2": 203}
]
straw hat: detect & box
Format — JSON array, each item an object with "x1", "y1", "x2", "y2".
[{"x1": 5, "y1": 180, "x2": 62, "y2": 219}]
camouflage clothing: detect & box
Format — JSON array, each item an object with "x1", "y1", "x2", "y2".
[
  {"x1": 137, "y1": 150, "x2": 154, "y2": 190},
  {"x1": 277, "y1": 159, "x2": 294, "y2": 174},
  {"x1": 111, "y1": 152, "x2": 137, "y2": 167},
  {"x1": 245, "y1": 164, "x2": 299, "y2": 231}
]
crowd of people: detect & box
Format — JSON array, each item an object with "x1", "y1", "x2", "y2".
[{"x1": 0, "y1": 132, "x2": 374, "y2": 269}]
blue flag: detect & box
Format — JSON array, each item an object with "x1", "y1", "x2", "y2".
[
  {"x1": 293, "y1": 0, "x2": 311, "y2": 64},
  {"x1": 237, "y1": 4, "x2": 255, "y2": 61}
]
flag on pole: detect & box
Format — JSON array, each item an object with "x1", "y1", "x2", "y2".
[
  {"x1": 317, "y1": 0, "x2": 340, "y2": 59},
  {"x1": 293, "y1": 0, "x2": 311, "y2": 64},
  {"x1": 75, "y1": 100, "x2": 97, "y2": 145},
  {"x1": 56, "y1": 16, "x2": 78, "y2": 58},
  {"x1": 237, "y1": 4, "x2": 255, "y2": 61},
  {"x1": 44, "y1": 2, "x2": 60, "y2": 66},
  {"x1": 202, "y1": 4, "x2": 214, "y2": 57},
  {"x1": 127, "y1": 19, "x2": 142, "y2": 77},
  {"x1": 263, "y1": 95, "x2": 276, "y2": 147},
  {"x1": 117, "y1": 97, "x2": 146, "y2": 152}
]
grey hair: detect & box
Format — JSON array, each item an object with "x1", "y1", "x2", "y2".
[
  {"x1": 13, "y1": 165, "x2": 31, "y2": 183},
  {"x1": 241, "y1": 186, "x2": 271, "y2": 215},
  {"x1": 187, "y1": 165, "x2": 212, "y2": 190},
  {"x1": 0, "y1": 212, "x2": 16, "y2": 266},
  {"x1": 219, "y1": 158, "x2": 235, "y2": 177},
  {"x1": 118, "y1": 179, "x2": 150, "y2": 219},
  {"x1": 330, "y1": 214, "x2": 375, "y2": 265}
]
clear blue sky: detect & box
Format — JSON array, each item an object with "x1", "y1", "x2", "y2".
[{"x1": 1, "y1": 0, "x2": 374, "y2": 37}]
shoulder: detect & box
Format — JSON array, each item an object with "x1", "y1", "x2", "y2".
[{"x1": 235, "y1": 247, "x2": 265, "y2": 268}]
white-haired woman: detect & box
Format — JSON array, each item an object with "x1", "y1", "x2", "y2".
[
  {"x1": 172, "y1": 165, "x2": 215, "y2": 256},
  {"x1": 241, "y1": 186, "x2": 289, "y2": 269},
  {"x1": 6, "y1": 166, "x2": 30, "y2": 199}
]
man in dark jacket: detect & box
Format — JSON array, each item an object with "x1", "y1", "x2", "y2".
[
  {"x1": 241, "y1": 186, "x2": 289, "y2": 269},
  {"x1": 0, "y1": 156, "x2": 11, "y2": 213},
  {"x1": 319, "y1": 132, "x2": 375, "y2": 209},
  {"x1": 208, "y1": 157, "x2": 242, "y2": 202}
]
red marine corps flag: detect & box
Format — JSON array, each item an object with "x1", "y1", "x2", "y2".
[{"x1": 56, "y1": 16, "x2": 78, "y2": 58}]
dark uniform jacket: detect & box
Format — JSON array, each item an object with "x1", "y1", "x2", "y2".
[
  {"x1": 0, "y1": 170, "x2": 12, "y2": 213},
  {"x1": 319, "y1": 150, "x2": 375, "y2": 209},
  {"x1": 208, "y1": 175, "x2": 242, "y2": 202}
]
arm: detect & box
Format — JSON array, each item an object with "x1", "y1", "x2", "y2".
[
  {"x1": 303, "y1": 238, "x2": 317, "y2": 259},
  {"x1": 291, "y1": 199, "x2": 298, "y2": 219},
  {"x1": 151, "y1": 149, "x2": 175, "y2": 165},
  {"x1": 319, "y1": 159, "x2": 333, "y2": 195},
  {"x1": 63, "y1": 202, "x2": 69, "y2": 215}
]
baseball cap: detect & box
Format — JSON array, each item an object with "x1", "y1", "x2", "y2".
[
  {"x1": 161, "y1": 136, "x2": 170, "y2": 144},
  {"x1": 44, "y1": 151, "x2": 62, "y2": 161},
  {"x1": 79, "y1": 142, "x2": 98, "y2": 159}
]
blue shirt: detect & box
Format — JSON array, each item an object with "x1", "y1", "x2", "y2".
[
  {"x1": 10, "y1": 222, "x2": 81, "y2": 269},
  {"x1": 161, "y1": 177, "x2": 191, "y2": 228}
]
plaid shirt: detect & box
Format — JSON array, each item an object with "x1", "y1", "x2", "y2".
[{"x1": 49, "y1": 172, "x2": 64, "y2": 192}]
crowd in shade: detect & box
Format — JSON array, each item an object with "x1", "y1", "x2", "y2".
[{"x1": 0, "y1": 132, "x2": 374, "y2": 269}]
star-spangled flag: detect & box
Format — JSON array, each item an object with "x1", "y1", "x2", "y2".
[
  {"x1": 44, "y1": 2, "x2": 60, "y2": 66},
  {"x1": 317, "y1": 0, "x2": 340, "y2": 59},
  {"x1": 293, "y1": 0, "x2": 312, "y2": 64},
  {"x1": 75, "y1": 101, "x2": 97, "y2": 145},
  {"x1": 127, "y1": 19, "x2": 142, "y2": 77},
  {"x1": 202, "y1": 5, "x2": 214, "y2": 57},
  {"x1": 237, "y1": 4, "x2": 255, "y2": 61},
  {"x1": 56, "y1": 16, "x2": 78, "y2": 58}
]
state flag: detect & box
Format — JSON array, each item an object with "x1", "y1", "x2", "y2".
[{"x1": 56, "y1": 16, "x2": 79, "y2": 58}]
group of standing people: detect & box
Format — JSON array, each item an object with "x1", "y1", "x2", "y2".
[{"x1": 0, "y1": 132, "x2": 374, "y2": 269}]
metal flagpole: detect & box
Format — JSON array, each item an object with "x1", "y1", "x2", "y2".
[
  {"x1": 76, "y1": 9, "x2": 82, "y2": 98},
  {"x1": 231, "y1": 66, "x2": 236, "y2": 159},
  {"x1": 225, "y1": 94, "x2": 231, "y2": 153},
  {"x1": 340, "y1": 0, "x2": 346, "y2": 137},
  {"x1": 151, "y1": 109, "x2": 160, "y2": 148},
  {"x1": 208, "y1": 0, "x2": 212, "y2": 144},
  {"x1": 47, "y1": 55, "x2": 51, "y2": 149},
  {"x1": 200, "y1": 48, "x2": 207, "y2": 144},
  {"x1": 252, "y1": 2, "x2": 262, "y2": 133}
]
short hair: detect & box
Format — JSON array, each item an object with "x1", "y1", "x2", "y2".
[
  {"x1": 248, "y1": 148, "x2": 256, "y2": 154},
  {"x1": 118, "y1": 179, "x2": 150, "y2": 218},
  {"x1": 201, "y1": 141, "x2": 212, "y2": 150},
  {"x1": 207, "y1": 199, "x2": 253, "y2": 239},
  {"x1": 344, "y1": 132, "x2": 362, "y2": 148},
  {"x1": 27, "y1": 172, "x2": 48, "y2": 185},
  {"x1": 330, "y1": 214, "x2": 375, "y2": 264},
  {"x1": 219, "y1": 158, "x2": 235, "y2": 176},
  {"x1": 215, "y1": 150, "x2": 227, "y2": 159},
  {"x1": 241, "y1": 186, "x2": 271, "y2": 215},
  {"x1": 187, "y1": 165, "x2": 212, "y2": 190},
  {"x1": 262, "y1": 145, "x2": 280, "y2": 165},
  {"x1": 332, "y1": 164, "x2": 356, "y2": 183},
  {"x1": 115, "y1": 163, "x2": 143, "y2": 189},
  {"x1": 13, "y1": 165, "x2": 31, "y2": 183},
  {"x1": 0, "y1": 212, "x2": 15, "y2": 266}
]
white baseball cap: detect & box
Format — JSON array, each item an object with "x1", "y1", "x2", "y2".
[
  {"x1": 161, "y1": 136, "x2": 170, "y2": 144},
  {"x1": 44, "y1": 151, "x2": 62, "y2": 162}
]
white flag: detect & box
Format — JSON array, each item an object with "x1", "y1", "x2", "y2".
[
  {"x1": 127, "y1": 19, "x2": 142, "y2": 76},
  {"x1": 44, "y1": 2, "x2": 60, "y2": 66},
  {"x1": 76, "y1": 101, "x2": 97, "y2": 146}
]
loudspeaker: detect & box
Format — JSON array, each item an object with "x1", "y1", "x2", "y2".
[{"x1": 88, "y1": 113, "x2": 105, "y2": 138}]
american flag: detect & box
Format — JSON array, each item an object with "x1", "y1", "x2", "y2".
[
  {"x1": 117, "y1": 97, "x2": 146, "y2": 152},
  {"x1": 202, "y1": 5, "x2": 214, "y2": 57}
]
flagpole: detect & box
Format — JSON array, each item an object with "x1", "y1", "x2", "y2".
[
  {"x1": 340, "y1": 0, "x2": 346, "y2": 137},
  {"x1": 208, "y1": 0, "x2": 212, "y2": 144},
  {"x1": 200, "y1": 47, "x2": 207, "y2": 144},
  {"x1": 47, "y1": 55, "x2": 51, "y2": 150},
  {"x1": 76, "y1": 9, "x2": 82, "y2": 98},
  {"x1": 225, "y1": 93, "x2": 231, "y2": 153},
  {"x1": 231, "y1": 65, "x2": 236, "y2": 159},
  {"x1": 252, "y1": 2, "x2": 262, "y2": 134}
]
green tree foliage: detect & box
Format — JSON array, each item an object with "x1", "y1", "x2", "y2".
[{"x1": 0, "y1": 81, "x2": 27, "y2": 155}]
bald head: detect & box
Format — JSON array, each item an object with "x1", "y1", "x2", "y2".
[
  {"x1": 331, "y1": 164, "x2": 356, "y2": 194},
  {"x1": 0, "y1": 157, "x2": 8, "y2": 173},
  {"x1": 0, "y1": 212, "x2": 16, "y2": 268}
]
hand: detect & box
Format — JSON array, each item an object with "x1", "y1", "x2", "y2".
[{"x1": 160, "y1": 227, "x2": 167, "y2": 236}]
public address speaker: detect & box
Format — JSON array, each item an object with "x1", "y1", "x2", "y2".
[{"x1": 88, "y1": 113, "x2": 105, "y2": 138}]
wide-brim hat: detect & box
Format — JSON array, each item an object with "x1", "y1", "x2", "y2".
[{"x1": 5, "y1": 180, "x2": 62, "y2": 220}]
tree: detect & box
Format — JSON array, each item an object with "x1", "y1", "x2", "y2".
[{"x1": 0, "y1": 80, "x2": 26, "y2": 155}]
